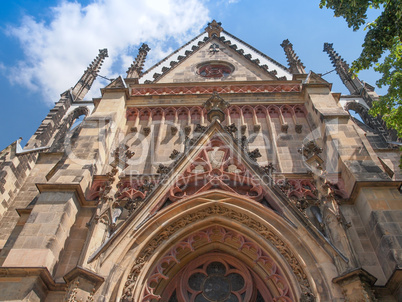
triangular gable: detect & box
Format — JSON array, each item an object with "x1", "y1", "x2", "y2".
[
  {"x1": 151, "y1": 134, "x2": 267, "y2": 213},
  {"x1": 303, "y1": 71, "x2": 329, "y2": 85},
  {"x1": 154, "y1": 39, "x2": 278, "y2": 83},
  {"x1": 116, "y1": 120, "x2": 283, "y2": 216},
  {"x1": 140, "y1": 30, "x2": 292, "y2": 84},
  {"x1": 105, "y1": 75, "x2": 127, "y2": 89},
  {"x1": 87, "y1": 119, "x2": 349, "y2": 265}
]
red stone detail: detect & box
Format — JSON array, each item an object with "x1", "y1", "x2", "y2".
[
  {"x1": 144, "y1": 226, "x2": 293, "y2": 301},
  {"x1": 131, "y1": 83, "x2": 300, "y2": 96},
  {"x1": 276, "y1": 178, "x2": 318, "y2": 200},
  {"x1": 86, "y1": 179, "x2": 107, "y2": 200},
  {"x1": 126, "y1": 108, "x2": 139, "y2": 121},
  {"x1": 126, "y1": 104, "x2": 306, "y2": 124},
  {"x1": 198, "y1": 64, "x2": 232, "y2": 78},
  {"x1": 150, "y1": 136, "x2": 263, "y2": 213},
  {"x1": 115, "y1": 179, "x2": 159, "y2": 201}
]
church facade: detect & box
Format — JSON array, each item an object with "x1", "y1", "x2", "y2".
[{"x1": 0, "y1": 21, "x2": 401, "y2": 301}]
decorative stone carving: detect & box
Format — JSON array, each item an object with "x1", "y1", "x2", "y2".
[
  {"x1": 203, "y1": 92, "x2": 230, "y2": 122},
  {"x1": 225, "y1": 123, "x2": 238, "y2": 135},
  {"x1": 155, "y1": 137, "x2": 264, "y2": 211},
  {"x1": 260, "y1": 163, "x2": 276, "y2": 175},
  {"x1": 121, "y1": 206, "x2": 313, "y2": 301},
  {"x1": 247, "y1": 148, "x2": 262, "y2": 161},
  {"x1": 184, "y1": 136, "x2": 197, "y2": 149},
  {"x1": 194, "y1": 124, "x2": 207, "y2": 133},
  {"x1": 170, "y1": 126, "x2": 178, "y2": 136},
  {"x1": 138, "y1": 179, "x2": 155, "y2": 193},
  {"x1": 240, "y1": 125, "x2": 247, "y2": 135},
  {"x1": 277, "y1": 178, "x2": 294, "y2": 195},
  {"x1": 110, "y1": 145, "x2": 135, "y2": 170},
  {"x1": 299, "y1": 141, "x2": 322, "y2": 159},
  {"x1": 240, "y1": 135, "x2": 248, "y2": 150},
  {"x1": 156, "y1": 164, "x2": 170, "y2": 176},
  {"x1": 205, "y1": 20, "x2": 223, "y2": 38},
  {"x1": 65, "y1": 280, "x2": 80, "y2": 302},
  {"x1": 143, "y1": 126, "x2": 151, "y2": 136},
  {"x1": 295, "y1": 124, "x2": 303, "y2": 133},
  {"x1": 281, "y1": 123, "x2": 289, "y2": 133},
  {"x1": 209, "y1": 43, "x2": 220, "y2": 53},
  {"x1": 114, "y1": 178, "x2": 157, "y2": 215},
  {"x1": 144, "y1": 228, "x2": 290, "y2": 301},
  {"x1": 169, "y1": 149, "x2": 180, "y2": 160},
  {"x1": 253, "y1": 124, "x2": 261, "y2": 132},
  {"x1": 131, "y1": 83, "x2": 301, "y2": 97},
  {"x1": 184, "y1": 125, "x2": 192, "y2": 136}
]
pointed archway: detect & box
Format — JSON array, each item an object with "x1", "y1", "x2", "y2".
[{"x1": 115, "y1": 191, "x2": 321, "y2": 302}]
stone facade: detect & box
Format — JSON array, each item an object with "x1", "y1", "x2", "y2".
[{"x1": 0, "y1": 21, "x2": 401, "y2": 301}]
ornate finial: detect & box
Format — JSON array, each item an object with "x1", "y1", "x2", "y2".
[
  {"x1": 203, "y1": 92, "x2": 230, "y2": 122},
  {"x1": 205, "y1": 20, "x2": 223, "y2": 38},
  {"x1": 72, "y1": 48, "x2": 108, "y2": 101},
  {"x1": 127, "y1": 43, "x2": 151, "y2": 80},
  {"x1": 280, "y1": 39, "x2": 305, "y2": 74},
  {"x1": 323, "y1": 42, "x2": 363, "y2": 95}
]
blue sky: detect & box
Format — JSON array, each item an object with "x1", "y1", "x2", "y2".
[{"x1": 0, "y1": 0, "x2": 384, "y2": 150}]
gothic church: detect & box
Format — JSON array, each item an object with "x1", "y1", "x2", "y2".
[{"x1": 0, "y1": 21, "x2": 401, "y2": 301}]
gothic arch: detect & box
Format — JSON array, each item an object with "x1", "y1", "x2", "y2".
[
  {"x1": 344, "y1": 102, "x2": 371, "y2": 126},
  {"x1": 50, "y1": 106, "x2": 90, "y2": 152},
  {"x1": 111, "y1": 190, "x2": 337, "y2": 302}
]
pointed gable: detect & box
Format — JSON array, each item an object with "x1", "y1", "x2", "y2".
[
  {"x1": 105, "y1": 75, "x2": 127, "y2": 89},
  {"x1": 152, "y1": 133, "x2": 265, "y2": 212},
  {"x1": 114, "y1": 120, "x2": 284, "y2": 218},
  {"x1": 155, "y1": 39, "x2": 278, "y2": 83},
  {"x1": 139, "y1": 30, "x2": 292, "y2": 84}
]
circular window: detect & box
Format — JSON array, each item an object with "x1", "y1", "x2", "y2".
[
  {"x1": 179, "y1": 254, "x2": 253, "y2": 302},
  {"x1": 197, "y1": 62, "x2": 234, "y2": 78}
]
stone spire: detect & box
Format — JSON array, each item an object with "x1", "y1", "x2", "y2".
[
  {"x1": 323, "y1": 43, "x2": 363, "y2": 95},
  {"x1": 72, "y1": 48, "x2": 108, "y2": 101},
  {"x1": 205, "y1": 20, "x2": 223, "y2": 38},
  {"x1": 280, "y1": 39, "x2": 305, "y2": 74},
  {"x1": 126, "y1": 43, "x2": 151, "y2": 80}
]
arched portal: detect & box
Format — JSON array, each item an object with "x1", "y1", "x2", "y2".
[
  {"x1": 142, "y1": 226, "x2": 295, "y2": 302},
  {"x1": 116, "y1": 191, "x2": 322, "y2": 302},
  {"x1": 162, "y1": 253, "x2": 277, "y2": 302}
]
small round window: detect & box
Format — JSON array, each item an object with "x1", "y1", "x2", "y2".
[{"x1": 197, "y1": 61, "x2": 234, "y2": 78}]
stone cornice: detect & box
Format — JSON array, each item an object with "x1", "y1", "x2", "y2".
[
  {"x1": 333, "y1": 268, "x2": 377, "y2": 286},
  {"x1": 0, "y1": 267, "x2": 67, "y2": 291},
  {"x1": 36, "y1": 183, "x2": 97, "y2": 207},
  {"x1": 346, "y1": 180, "x2": 402, "y2": 204},
  {"x1": 63, "y1": 266, "x2": 104, "y2": 290},
  {"x1": 130, "y1": 81, "x2": 301, "y2": 97}
]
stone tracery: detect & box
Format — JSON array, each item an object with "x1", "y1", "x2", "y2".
[
  {"x1": 120, "y1": 203, "x2": 314, "y2": 302},
  {"x1": 142, "y1": 227, "x2": 293, "y2": 302}
]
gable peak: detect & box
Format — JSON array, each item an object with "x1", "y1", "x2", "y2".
[{"x1": 205, "y1": 20, "x2": 223, "y2": 38}]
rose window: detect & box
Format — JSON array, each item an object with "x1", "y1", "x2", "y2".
[
  {"x1": 180, "y1": 257, "x2": 253, "y2": 302},
  {"x1": 197, "y1": 62, "x2": 234, "y2": 78}
]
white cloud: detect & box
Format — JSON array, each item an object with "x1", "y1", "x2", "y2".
[{"x1": 4, "y1": 0, "x2": 210, "y2": 105}]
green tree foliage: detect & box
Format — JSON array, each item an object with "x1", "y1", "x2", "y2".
[{"x1": 319, "y1": 0, "x2": 402, "y2": 138}]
